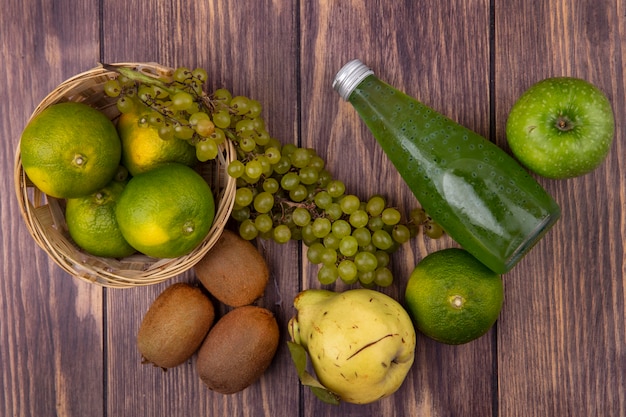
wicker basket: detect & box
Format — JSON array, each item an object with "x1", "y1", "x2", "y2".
[{"x1": 14, "y1": 63, "x2": 237, "y2": 288}]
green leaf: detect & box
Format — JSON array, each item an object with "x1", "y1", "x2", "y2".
[{"x1": 287, "y1": 341, "x2": 341, "y2": 405}]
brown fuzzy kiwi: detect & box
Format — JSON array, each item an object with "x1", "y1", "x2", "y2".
[
  {"x1": 194, "y1": 229, "x2": 269, "y2": 307},
  {"x1": 196, "y1": 305, "x2": 279, "y2": 394},
  {"x1": 137, "y1": 282, "x2": 215, "y2": 369}
]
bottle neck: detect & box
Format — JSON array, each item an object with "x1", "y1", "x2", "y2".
[{"x1": 332, "y1": 59, "x2": 374, "y2": 101}]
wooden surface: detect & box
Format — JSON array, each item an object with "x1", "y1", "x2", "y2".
[{"x1": 1, "y1": 0, "x2": 624, "y2": 416}]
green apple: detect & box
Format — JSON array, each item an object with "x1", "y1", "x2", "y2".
[{"x1": 505, "y1": 77, "x2": 614, "y2": 179}]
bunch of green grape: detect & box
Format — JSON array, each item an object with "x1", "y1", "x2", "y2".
[
  {"x1": 224, "y1": 121, "x2": 443, "y2": 287},
  {"x1": 103, "y1": 64, "x2": 443, "y2": 287},
  {"x1": 102, "y1": 65, "x2": 251, "y2": 162}
]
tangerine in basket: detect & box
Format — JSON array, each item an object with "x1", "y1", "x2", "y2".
[
  {"x1": 65, "y1": 179, "x2": 136, "y2": 258},
  {"x1": 20, "y1": 102, "x2": 121, "y2": 198},
  {"x1": 117, "y1": 109, "x2": 197, "y2": 176},
  {"x1": 115, "y1": 163, "x2": 215, "y2": 258}
]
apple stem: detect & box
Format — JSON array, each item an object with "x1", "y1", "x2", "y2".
[{"x1": 556, "y1": 114, "x2": 576, "y2": 132}]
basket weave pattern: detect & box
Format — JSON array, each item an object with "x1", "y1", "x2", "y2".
[{"x1": 14, "y1": 63, "x2": 236, "y2": 288}]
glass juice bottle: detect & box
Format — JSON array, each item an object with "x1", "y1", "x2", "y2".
[{"x1": 332, "y1": 59, "x2": 560, "y2": 274}]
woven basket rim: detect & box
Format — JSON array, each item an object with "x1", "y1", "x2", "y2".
[{"x1": 14, "y1": 62, "x2": 237, "y2": 288}]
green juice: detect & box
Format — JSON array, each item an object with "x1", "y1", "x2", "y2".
[{"x1": 333, "y1": 60, "x2": 560, "y2": 273}]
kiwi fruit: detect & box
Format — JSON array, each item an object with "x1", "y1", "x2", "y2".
[
  {"x1": 196, "y1": 305, "x2": 279, "y2": 394},
  {"x1": 137, "y1": 282, "x2": 215, "y2": 369},
  {"x1": 194, "y1": 229, "x2": 269, "y2": 307}
]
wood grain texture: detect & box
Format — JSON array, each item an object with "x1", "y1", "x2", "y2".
[
  {"x1": 495, "y1": 1, "x2": 626, "y2": 416},
  {"x1": 1, "y1": 0, "x2": 624, "y2": 416},
  {"x1": 0, "y1": 1, "x2": 105, "y2": 417}
]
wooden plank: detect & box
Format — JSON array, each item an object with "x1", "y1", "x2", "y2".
[
  {"x1": 101, "y1": 0, "x2": 302, "y2": 415},
  {"x1": 495, "y1": 0, "x2": 626, "y2": 415},
  {"x1": 0, "y1": 1, "x2": 105, "y2": 417},
  {"x1": 300, "y1": 0, "x2": 496, "y2": 415}
]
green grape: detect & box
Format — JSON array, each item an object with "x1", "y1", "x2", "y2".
[
  {"x1": 354, "y1": 251, "x2": 378, "y2": 272},
  {"x1": 273, "y1": 157, "x2": 292, "y2": 175},
  {"x1": 331, "y1": 219, "x2": 352, "y2": 239},
  {"x1": 372, "y1": 229, "x2": 394, "y2": 250},
  {"x1": 147, "y1": 111, "x2": 165, "y2": 127},
  {"x1": 250, "y1": 116, "x2": 265, "y2": 131},
  {"x1": 375, "y1": 250, "x2": 390, "y2": 268},
  {"x1": 299, "y1": 167, "x2": 319, "y2": 185},
  {"x1": 307, "y1": 242, "x2": 325, "y2": 264},
  {"x1": 282, "y1": 142, "x2": 300, "y2": 155},
  {"x1": 392, "y1": 224, "x2": 411, "y2": 244},
  {"x1": 210, "y1": 128, "x2": 226, "y2": 145},
  {"x1": 189, "y1": 111, "x2": 210, "y2": 124},
  {"x1": 327, "y1": 180, "x2": 345, "y2": 198},
  {"x1": 170, "y1": 91, "x2": 195, "y2": 111},
  {"x1": 231, "y1": 96, "x2": 251, "y2": 115},
  {"x1": 320, "y1": 247, "x2": 338, "y2": 266},
  {"x1": 424, "y1": 221, "x2": 444, "y2": 238},
  {"x1": 239, "y1": 219, "x2": 258, "y2": 240},
  {"x1": 273, "y1": 224, "x2": 292, "y2": 243},
  {"x1": 322, "y1": 233, "x2": 340, "y2": 251},
  {"x1": 228, "y1": 160, "x2": 245, "y2": 178},
  {"x1": 324, "y1": 203, "x2": 343, "y2": 221},
  {"x1": 374, "y1": 267, "x2": 394, "y2": 287},
  {"x1": 116, "y1": 96, "x2": 135, "y2": 113},
  {"x1": 213, "y1": 88, "x2": 232, "y2": 104},
  {"x1": 104, "y1": 79, "x2": 121, "y2": 97},
  {"x1": 192, "y1": 67, "x2": 208, "y2": 83},
  {"x1": 173, "y1": 67, "x2": 192, "y2": 83},
  {"x1": 138, "y1": 85, "x2": 155, "y2": 102},
  {"x1": 301, "y1": 224, "x2": 318, "y2": 246},
  {"x1": 317, "y1": 265, "x2": 339, "y2": 285},
  {"x1": 339, "y1": 236, "x2": 359, "y2": 257},
  {"x1": 231, "y1": 206, "x2": 250, "y2": 222},
  {"x1": 352, "y1": 227, "x2": 372, "y2": 247},
  {"x1": 264, "y1": 147, "x2": 282, "y2": 164},
  {"x1": 235, "y1": 187, "x2": 254, "y2": 207},
  {"x1": 196, "y1": 139, "x2": 218, "y2": 161},
  {"x1": 212, "y1": 109, "x2": 231, "y2": 129},
  {"x1": 349, "y1": 209, "x2": 369, "y2": 229},
  {"x1": 290, "y1": 148, "x2": 312, "y2": 168},
  {"x1": 366, "y1": 195, "x2": 386, "y2": 216},
  {"x1": 254, "y1": 214, "x2": 274, "y2": 233},
  {"x1": 248, "y1": 99, "x2": 263, "y2": 118},
  {"x1": 239, "y1": 136, "x2": 257, "y2": 152},
  {"x1": 158, "y1": 124, "x2": 175, "y2": 141},
  {"x1": 311, "y1": 217, "x2": 332, "y2": 238},
  {"x1": 308, "y1": 155, "x2": 325, "y2": 171},
  {"x1": 410, "y1": 207, "x2": 427, "y2": 224},
  {"x1": 174, "y1": 124, "x2": 195, "y2": 140},
  {"x1": 236, "y1": 119, "x2": 256, "y2": 134},
  {"x1": 367, "y1": 216, "x2": 385, "y2": 231},
  {"x1": 257, "y1": 155, "x2": 272, "y2": 175},
  {"x1": 381, "y1": 207, "x2": 402, "y2": 225},
  {"x1": 338, "y1": 260, "x2": 358, "y2": 284},
  {"x1": 317, "y1": 170, "x2": 332, "y2": 187},
  {"x1": 280, "y1": 172, "x2": 300, "y2": 191},
  {"x1": 339, "y1": 194, "x2": 360, "y2": 215},
  {"x1": 245, "y1": 159, "x2": 263, "y2": 179},
  {"x1": 292, "y1": 207, "x2": 311, "y2": 227},
  {"x1": 358, "y1": 270, "x2": 376, "y2": 286},
  {"x1": 262, "y1": 178, "x2": 280, "y2": 194},
  {"x1": 314, "y1": 191, "x2": 333, "y2": 210},
  {"x1": 253, "y1": 191, "x2": 275, "y2": 213},
  {"x1": 194, "y1": 118, "x2": 216, "y2": 137},
  {"x1": 289, "y1": 184, "x2": 308, "y2": 202}
]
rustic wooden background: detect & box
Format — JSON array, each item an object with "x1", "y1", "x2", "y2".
[{"x1": 1, "y1": 0, "x2": 624, "y2": 416}]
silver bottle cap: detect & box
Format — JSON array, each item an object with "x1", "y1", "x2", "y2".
[{"x1": 332, "y1": 59, "x2": 374, "y2": 101}]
